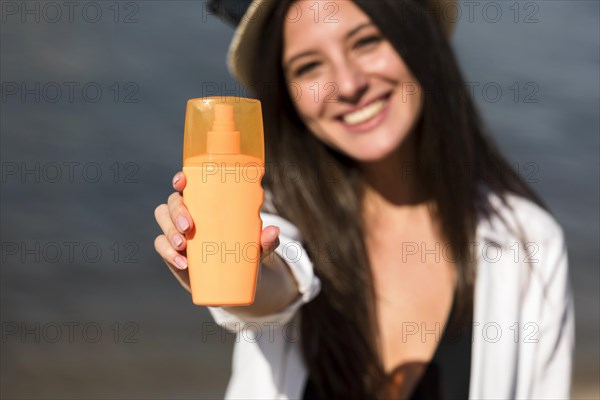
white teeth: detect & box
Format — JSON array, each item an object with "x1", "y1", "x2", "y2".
[{"x1": 341, "y1": 98, "x2": 387, "y2": 125}]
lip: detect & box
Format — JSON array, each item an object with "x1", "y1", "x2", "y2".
[
  {"x1": 334, "y1": 92, "x2": 392, "y2": 119},
  {"x1": 335, "y1": 91, "x2": 393, "y2": 133}
]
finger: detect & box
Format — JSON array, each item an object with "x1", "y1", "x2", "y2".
[
  {"x1": 154, "y1": 234, "x2": 190, "y2": 293},
  {"x1": 154, "y1": 234, "x2": 188, "y2": 271},
  {"x1": 172, "y1": 171, "x2": 186, "y2": 192},
  {"x1": 167, "y1": 191, "x2": 194, "y2": 234},
  {"x1": 154, "y1": 203, "x2": 187, "y2": 251},
  {"x1": 260, "y1": 225, "x2": 280, "y2": 263}
]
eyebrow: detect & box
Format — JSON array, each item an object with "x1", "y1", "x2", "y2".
[{"x1": 283, "y1": 22, "x2": 374, "y2": 70}]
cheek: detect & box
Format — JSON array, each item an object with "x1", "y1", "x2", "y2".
[
  {"x1": 407, "y1": 82, "x2": 424, "y2": 125},
  {"x1": 383, "y1": 55, "x2": 423, "y2": 126},
  {"x1": 289, "y1": 85, "x2": 329, "y2": 133},
  {"x1": 289, "y1": 84, "x2": 314, "y2": 118},
  {"x1": 402, "y1": 84, "x2": 423, "y2": 114}
]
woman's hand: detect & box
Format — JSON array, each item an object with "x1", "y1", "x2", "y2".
[{"x1": 154, "y1": 171, "x2": 281, "y2": 294}]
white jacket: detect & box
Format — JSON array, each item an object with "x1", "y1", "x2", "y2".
[{"x1": 207, "y1": 189, "x2": 575, "y2": 399}]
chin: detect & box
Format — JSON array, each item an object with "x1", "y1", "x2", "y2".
[
  {"x1": 340, "y1": 129, "x2": 409, "y2": 163},
  {"x1": 344, "y1": 144, "x2": 400, "y2": 162}
]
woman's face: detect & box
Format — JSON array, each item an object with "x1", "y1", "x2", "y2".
[{"x1": 282, "y1": 0, "x2": 424, "y2": 162}]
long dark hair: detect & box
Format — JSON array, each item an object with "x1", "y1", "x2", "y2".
[{"x1": 249, "y1": 0, "x2": 547, "y2": 398}]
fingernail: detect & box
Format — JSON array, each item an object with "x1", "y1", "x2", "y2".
[
  {"x1": 173, "y1": 174, "x2": 181, "y2": 186},
  {"x1": 172, "y1": 234, "x2": 183, "y2": 247},
  {"x1": 174, "y1": 255, "x2": 188, "y2": 270},
  {"x1": 176, "y1": 216, "x2": 190, "y2": 232}
]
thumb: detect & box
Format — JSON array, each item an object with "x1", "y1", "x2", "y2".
[{"x1": 260, "y1": 225, "x2": 280, "y2": 263}]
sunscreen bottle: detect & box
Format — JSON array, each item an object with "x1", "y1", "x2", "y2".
[{"x1": 182, "y1": 97, "x2": 265, "y2": 306}]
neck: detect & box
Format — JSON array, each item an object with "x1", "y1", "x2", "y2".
[{"x1": 359, "y1": 130, "x2": 429, "y2": 210}]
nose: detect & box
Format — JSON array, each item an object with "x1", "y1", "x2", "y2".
[{"x1": 332, "y1": 59, "x2": 369, "y2": 104}]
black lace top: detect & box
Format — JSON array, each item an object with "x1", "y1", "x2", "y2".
[{"x1": 301, "y1": 293, "x2": 473, "y2": 399}]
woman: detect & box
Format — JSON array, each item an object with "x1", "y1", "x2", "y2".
[{"x1": 154, "y1": 0, "x2": 575, "y2": 398}]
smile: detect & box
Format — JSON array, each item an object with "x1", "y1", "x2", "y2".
[{"x1": 336, "y1": 92, "x2": 393, "y2": 132}]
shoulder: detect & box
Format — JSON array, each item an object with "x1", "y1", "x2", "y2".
[
  {"x1": 476, "y1": 187, "x2": 571, "y2": 304},
  {"x1": 477, "y1": 187, "x2": 565, "y2": 247}
]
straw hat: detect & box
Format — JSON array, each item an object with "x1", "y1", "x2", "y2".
[{"x1": 208, "y1": 0, "x2": 458, "y2": 89}]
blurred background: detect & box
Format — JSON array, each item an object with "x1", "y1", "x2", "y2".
[{"x1": 1, "y1": 0, "x2": 598, "y2": 398}]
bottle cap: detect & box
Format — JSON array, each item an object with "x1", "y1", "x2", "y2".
[{"x1": 183, "y1": 97, "x2": 265, "y2": 165}]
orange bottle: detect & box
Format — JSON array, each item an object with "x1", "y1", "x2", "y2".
[{"x1": 182, "y1": 97, "x2": 265, "y2": 306}]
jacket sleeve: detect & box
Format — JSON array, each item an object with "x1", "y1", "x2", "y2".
[
  {"x1": 525, "y1": 224, "x2": 575, "y2": 399},
  {"x1": 206, "y1": 211, "x2": 322, "y2": 332}
]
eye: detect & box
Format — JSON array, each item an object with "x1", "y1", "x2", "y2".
[
  {"x1": 295, "y1": 62, "x2": 320, "y2": 77},
  {"x1": 355, "y1": 35, "x2": 382, "y2": 48}
]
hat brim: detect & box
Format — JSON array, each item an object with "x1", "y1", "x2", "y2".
[{"x1": 227, "y1": 0, "x2": 277, "y2": 91}]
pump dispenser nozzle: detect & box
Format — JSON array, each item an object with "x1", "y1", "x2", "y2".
[{"x1": 207, "y1": 104, "x2": 241, "y2": 154}]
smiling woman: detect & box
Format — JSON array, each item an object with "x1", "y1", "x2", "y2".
[{"x1": 153, "y1": 0, "x2": 575, "y2": 399}]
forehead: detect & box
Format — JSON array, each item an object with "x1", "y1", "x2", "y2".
[{"x1": 282, "y1": 1, "x2": 372, "y2": 48}]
